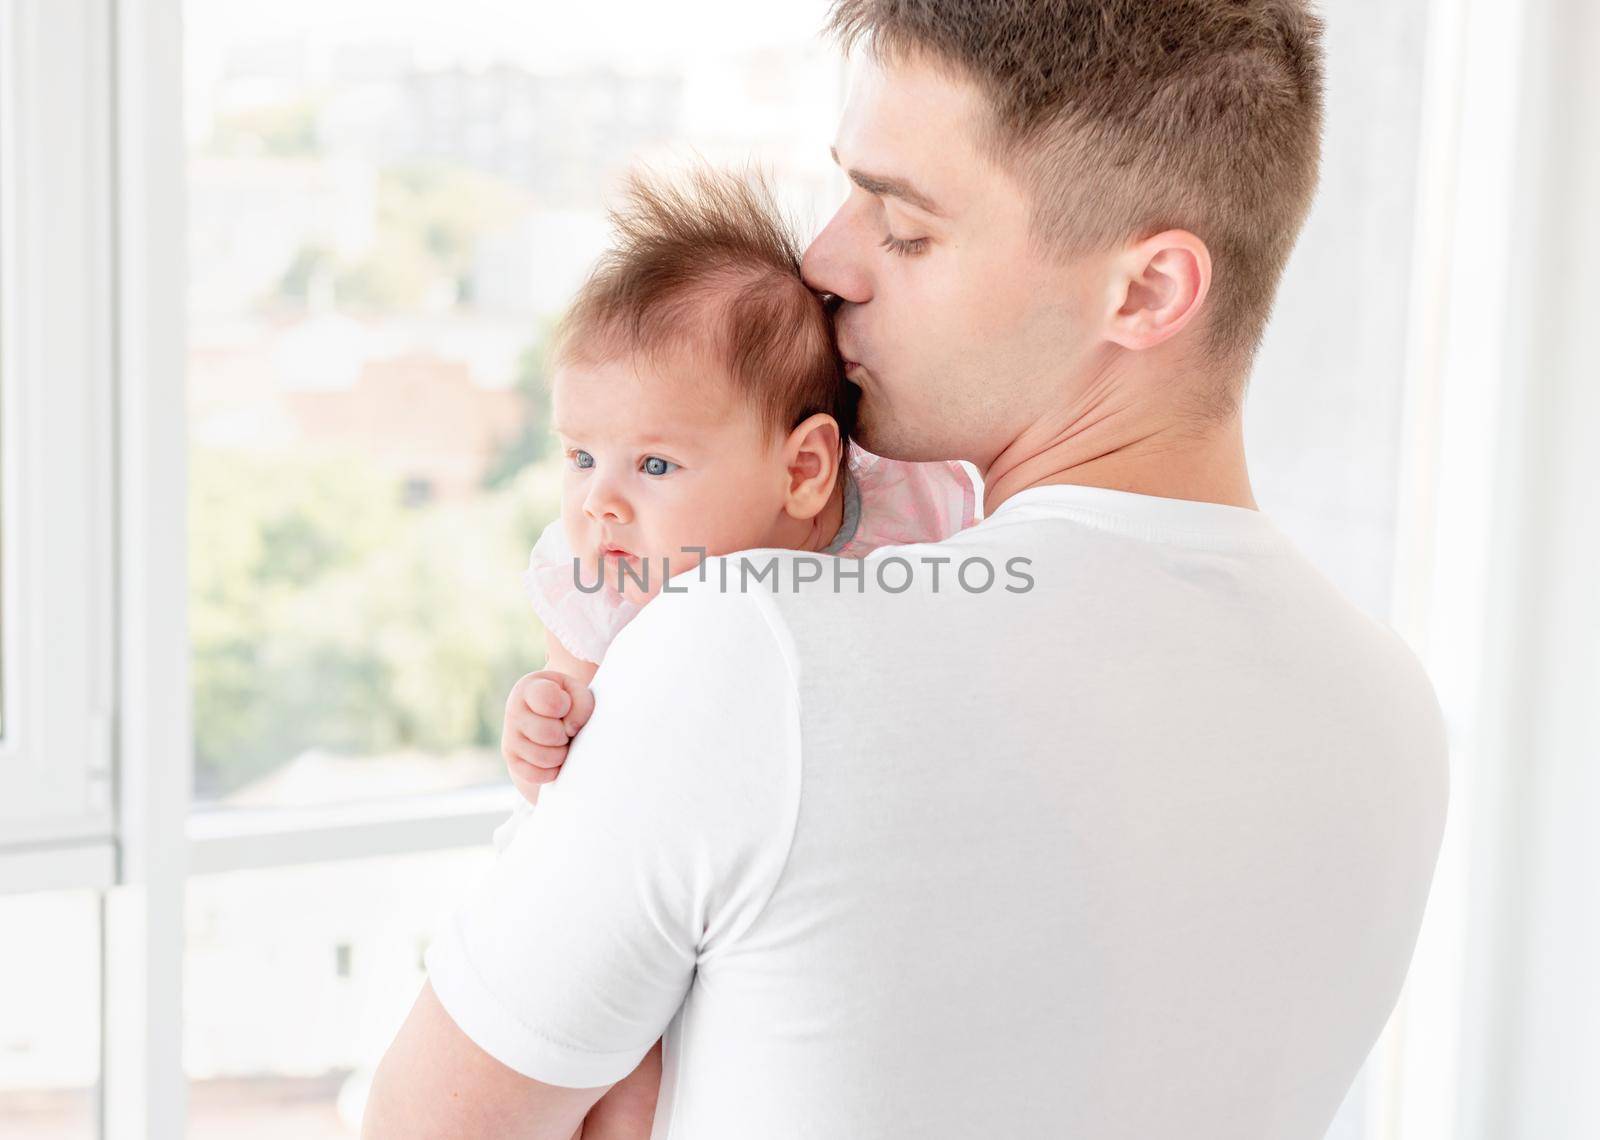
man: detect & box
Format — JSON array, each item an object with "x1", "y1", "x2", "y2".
[{"x1": 364, "y1": 2, "x2": 1449, "y2": 1136}]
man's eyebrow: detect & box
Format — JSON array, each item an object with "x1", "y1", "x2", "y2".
[{"x1": 830, "y1": 145, "x2": 946, "y2": 217}]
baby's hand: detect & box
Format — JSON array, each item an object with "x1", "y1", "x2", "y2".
[{"x1": 501, "y1": 670, "x2": 596, "y2": 806}]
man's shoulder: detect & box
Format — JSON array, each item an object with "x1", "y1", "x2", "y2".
[
  {"x1": 595, "y1": 558, "x2": 800, "y2": 698},
  {"x1": 557, "y1": 558, "x2": 801, "y2": 808}
]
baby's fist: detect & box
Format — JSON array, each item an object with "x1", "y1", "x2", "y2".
[{"x1": 501, "y1": 670, "x2": 596, "y2": 806}]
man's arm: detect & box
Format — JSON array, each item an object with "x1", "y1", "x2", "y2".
[
  {"x1": 363, "y1": 572, "x2": 801, "y2": 1137},
  {"x1": 363, "y1": 981, "x2": 607, "y2": 1140}
]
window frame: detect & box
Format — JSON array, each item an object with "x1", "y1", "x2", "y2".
[{"x1": 0, "y1": 0, "x2": 117, "y2": 868}]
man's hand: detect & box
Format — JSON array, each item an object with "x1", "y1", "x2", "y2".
[{"x1": 502, "y1": 670, "x2": 596, "y2": 806}]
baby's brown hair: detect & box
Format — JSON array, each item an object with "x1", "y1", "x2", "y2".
[{"x1": 552, "y1": 164, "x2": 856, "y2": 448}]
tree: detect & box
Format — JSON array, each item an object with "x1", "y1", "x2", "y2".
[
  {"x1": 334, "y1": 163, "x2": 523, "y2": 314},
  {"x1": 202, "y1": 99, "x2": 322, "y2": 158},
  {"x1": 481, "y1": 331, "x2": 557, "y2": 490},
  {"x1": 264, "y1": 162, "x2": 527, "y2": 316},
  {"x1": 189, "y1": 445, "x2": 561, "y2": 799}
]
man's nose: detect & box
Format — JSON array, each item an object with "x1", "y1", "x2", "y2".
[{"x1": 801, "y1": 204, "x2": 872, "y2": 305}]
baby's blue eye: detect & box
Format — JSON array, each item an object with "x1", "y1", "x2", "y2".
[
  {"x1": 570, "y1": 449, "x2": 594, "y2": 470},
  {"x1": 641, "y1": 456, "x2": 678, "y2": 477}
]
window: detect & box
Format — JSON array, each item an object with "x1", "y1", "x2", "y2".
[
  {"x1": 0, "y1": 890, "x2": 102, "y2": 1139},
  {"x1": 171, "y1": 4, "x2": 846, "y2": 1136},
  {"x1": 183, "y1": 848, "x2": 493, "y2": 1138},
  {"x1": 182, "y1": 0, "x2": 845, "y2": 814}
]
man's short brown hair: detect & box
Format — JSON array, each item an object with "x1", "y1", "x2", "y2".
[
  {"x1": 828, "y1": 0, "x2": 1326, "y2": 409},
  {"x1": 552, "y1": 164, "x2": 854, "y2": 444}
]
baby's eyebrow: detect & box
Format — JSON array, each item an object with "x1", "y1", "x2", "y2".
[
  {"x1": 631, "y1": 432, "x2": 694, "y2": 449},
  {"x1": 551, "y1": 424, "x2": 695, "y2": 450}
]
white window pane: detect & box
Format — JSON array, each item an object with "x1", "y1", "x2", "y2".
[
  {"x1": 184, "y1": 847, "x2": 493, "y2": 1138},
  {"x1": 183, "y1": 2, "x2": 841, "y2": 809},
  {"x1": 0, "y1": 890, "x2": 102, "y2": 1139}
]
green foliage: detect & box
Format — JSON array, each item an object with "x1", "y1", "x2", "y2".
[
  {"x1": 189, "y1": 446, "x2": 563, "y2": 799},
  {"x1": 330, "y1": 163, "x2": 523, "y2": 314},
  {"x1": 203, "y1": 100, "x2": 322, "y2": 158},
  {"x1": 482, "y1": 331, "x2": 558, "y2": 490},
  {"x1": 266, "y1": 162, "x2": 524, "y2": 314},
  {"x1": 275, "y1": 244, "x2": 335, "y2": 306}
]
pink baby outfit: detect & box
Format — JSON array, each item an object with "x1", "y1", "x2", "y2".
[{"x1": 519, "y1": 446, "x2": 978, "y2": 665}]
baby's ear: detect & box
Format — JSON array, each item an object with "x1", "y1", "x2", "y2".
[{"x1": 782, "y1": 413, "x2": 843, "y2": 521}]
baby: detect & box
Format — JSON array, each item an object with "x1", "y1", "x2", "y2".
[{"x1": 494, "y1": 164, "x2": 975, "y2": 1139}]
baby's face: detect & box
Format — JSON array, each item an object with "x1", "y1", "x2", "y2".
[{"x1": 551, "y1": 352, "x2": 799, "y2": 605}]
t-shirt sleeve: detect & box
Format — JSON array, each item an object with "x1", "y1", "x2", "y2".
[{"x1": 424, "y1": 572, "x2": 802, "y2": 1087}]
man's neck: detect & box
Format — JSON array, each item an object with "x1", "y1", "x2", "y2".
[{"x1": 981, "y1": 363, "x2": 1257, "y2": 517}]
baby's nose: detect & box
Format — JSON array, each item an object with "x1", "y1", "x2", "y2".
[{"x1": 583, "y1": 484, "x2": 630, "y2": 524}]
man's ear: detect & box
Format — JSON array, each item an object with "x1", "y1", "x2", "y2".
[
  {"x1": 1103, "y1": 229, "x2": 1212, "y2": 352},
  {"x1": 781, "y1": 413, "x2": 843, "y2": 522}
]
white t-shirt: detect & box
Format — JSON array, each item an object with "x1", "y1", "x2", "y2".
[{"x1": 425, "y1": 483, "x2": 1449, "y2": 1139}]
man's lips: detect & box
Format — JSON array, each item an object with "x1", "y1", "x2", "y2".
[{"x1": 838, "y1": 334, "x2": 866, "y2": 381}]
